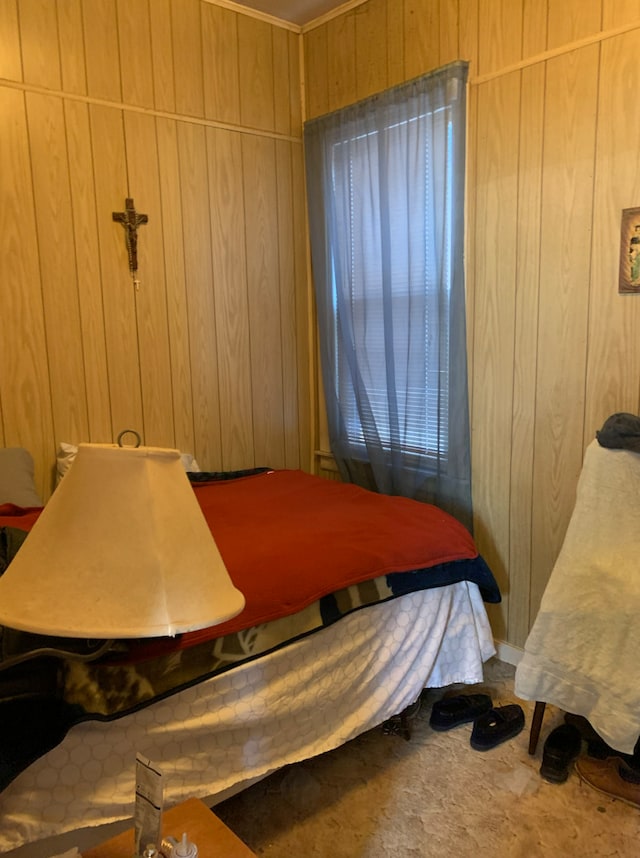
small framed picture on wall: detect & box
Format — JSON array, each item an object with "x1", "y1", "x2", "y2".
[{"x1": 619, "y1": 207, "x2": 640, "y2": 293}]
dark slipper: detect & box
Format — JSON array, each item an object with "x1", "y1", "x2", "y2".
[
  {"x1": 429, "y1": 693, "x2": 493, "y2": 732},
  {"x1": 540, "y1": 724, "x2": 582, "y2": 783},
  {"x1": 470, "y1": 704, "x2": 525, "y2": 751}
]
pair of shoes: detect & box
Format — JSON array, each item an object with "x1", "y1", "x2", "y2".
[
  {"x1": 470, "y1": 704, "x2": 525, "y2": 751},
  {"x1": 576, "y1": 756, "x2": 640, "y2": 809},
  {"x1": 540, "y1": 724, "x2": 582, "y2": 783},
  {"x1": 429, "y1": 693, "x2": 492, "y2": 732}
]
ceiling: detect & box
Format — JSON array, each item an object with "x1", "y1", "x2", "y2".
[{"x1": 231, "y1": 0, "x2": 350, "y2": 26}]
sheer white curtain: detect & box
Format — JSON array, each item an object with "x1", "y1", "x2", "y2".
[{"x1": 304, "y1": 62, "x2": 473, "y2": 530}]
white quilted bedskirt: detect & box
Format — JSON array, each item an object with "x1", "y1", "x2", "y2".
[{"x1": 1, "y1": 581, "x2": 495, "y2": 855}]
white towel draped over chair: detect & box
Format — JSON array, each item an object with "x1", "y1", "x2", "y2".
[{"x1": 515, "y1": 439, "x2": 640, "y2": 754}]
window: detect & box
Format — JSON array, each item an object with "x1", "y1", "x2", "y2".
[{"x1": 330, "y1": 109, "x2": 453, "y2": 461}]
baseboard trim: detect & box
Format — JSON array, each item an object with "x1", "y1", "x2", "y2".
[{"x1": 494, "y1": 640, "x2": 524, "y2": 667}]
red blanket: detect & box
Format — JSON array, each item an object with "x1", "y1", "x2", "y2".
[
  {"x1": 0, "y1": 505, "x2": 41, "y2": 531},
  {"x1": 173, "y1": 469, "x2": 479, "y2": 651},
  {"x1": 0, "y1": 470, "x2": 478, "y2": 648}
]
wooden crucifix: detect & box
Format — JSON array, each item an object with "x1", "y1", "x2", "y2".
[{"x1": 112, "y1": 198, "x2": 148, "y2": 282}]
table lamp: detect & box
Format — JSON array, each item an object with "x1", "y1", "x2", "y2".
[{"x1": 0, "y1": 442, "x2": 245, "y2": 639}]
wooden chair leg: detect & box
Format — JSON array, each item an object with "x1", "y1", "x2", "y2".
[{"x1": 528, "y1": 700, "x2": 546, "y2": 755}]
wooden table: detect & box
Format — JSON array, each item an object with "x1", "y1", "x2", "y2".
[{"x1": 83, "y1": 797, "x2": 256, "y2": 857}]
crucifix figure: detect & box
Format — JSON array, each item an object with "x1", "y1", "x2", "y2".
[{"x1": 112, "y1": 198, "x2": 148, "y2": 283}]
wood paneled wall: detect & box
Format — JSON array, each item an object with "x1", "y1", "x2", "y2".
[
  {"x1": 303, "y1": 0, "x2": 640, "y2": 646},
  {"x1": 0, "y1": 0, "x2": 311, "y2": 500}
]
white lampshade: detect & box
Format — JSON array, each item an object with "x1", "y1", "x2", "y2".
[{"x1": 0, "y1": 443, "x2": 245, "y2": 638}]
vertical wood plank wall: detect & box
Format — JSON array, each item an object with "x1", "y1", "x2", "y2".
[
  {"x1": 0, "y1": 0, "x2": 311, "y2": 498},
  {"x1": 303, "y1": 0, "x2": 640, "y2": 646}
]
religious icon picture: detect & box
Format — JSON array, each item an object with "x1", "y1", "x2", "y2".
[{"x1": 619, "y1": 207, "x2": 640, "y2": 293}]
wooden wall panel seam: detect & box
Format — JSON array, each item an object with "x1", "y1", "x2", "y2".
[
  {"x1": 470, "y1": 16, "x2": 640, "y2": 86},
  {"x1": 580, "y1": 42, "x2": 603, "y2": 453},
  {"x1": 509, "y1": 63, "x2": 546, "y2": 646},
  {"x1": 0, "y1": 0, "x2": 23, "y2": 81},
  {"x1": 0, "y1": 77, "x2": 303, "y2": 143}
]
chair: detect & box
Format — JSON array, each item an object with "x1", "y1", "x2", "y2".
[{"x1": 515, "y1": 439, "x2": 640, "y2": 756}]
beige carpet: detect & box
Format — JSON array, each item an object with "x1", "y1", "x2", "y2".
[{"x1": 215, "y1": 659, "x2": 640, "y2": 857}]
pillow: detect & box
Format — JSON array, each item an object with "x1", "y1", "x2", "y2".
[
  {"x1": 179, "y1": 452, "x2": 201, "y2": 473},
  {"x1": 56, "y1": 442, "x2": 201, "y2": 483},
  {"x1": 0, "y1": 447, "x2": 44, "y2": 507}
]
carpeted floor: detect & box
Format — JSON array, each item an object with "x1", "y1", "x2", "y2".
[{"x1": 215, "y1": 658, "x2": 640, "y2": 857}]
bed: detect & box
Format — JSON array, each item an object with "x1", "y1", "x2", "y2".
[{"x1": 0, "y1": 449, "x2": 499, "y2": 855}]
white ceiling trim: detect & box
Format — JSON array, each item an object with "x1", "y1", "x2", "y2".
[
  {"x1": 300, "y1": 0, "x2": 368, "y2": 32},
  {"x1": 202, "y1": 0, "x2": 369, "y2": 32},
  {"x1": 202, "y1": 0, "x2": 301, "y2": 32}
]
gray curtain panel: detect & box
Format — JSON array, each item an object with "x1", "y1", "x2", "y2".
[{"x1": 304, "y1": 61, "x2": 473, "y2": 531}]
